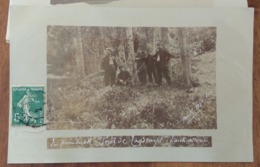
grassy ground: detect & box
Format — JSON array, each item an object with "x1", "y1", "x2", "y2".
[{"x1": 47, "y1": 51, "x2": 216, "y2": 130}]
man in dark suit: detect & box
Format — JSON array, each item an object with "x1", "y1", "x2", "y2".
[
  {"x1": 155, "y1": 47, "x2": 172, "y2": 86},
  {"x1": 101, "y1": 48, "x2": 118, "y2": 86},
  {"x1": 135, "y1": 50, "x2": 148, "y2": 85},
  {"x1": 145, "y1": 49, "x2": 158, "y2": 84}
]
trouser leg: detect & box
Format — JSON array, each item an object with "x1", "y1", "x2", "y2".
[
  {"x1": 110, "y1": 71, "x2": 116, "y2": 86},
  {"x1": 138, "y1": 69, "x2": 147, "y2": 84},
  {"x1": 157, "y1": 65, "x2": 162, "y2": 85},
  {"x1": 146, "y1": 67, "x2": 153, "y2": 83},
  {"x1": 151, "y1": 68, "x2": 158, "y2": 84},
  {"x1": 104, "y1": 72, "x2": 110, "y2": 86},
  {"x1": 162, "y1": 66, "x2": 171, "y2": 85},
  {"x1": 142, "y1": 70, "x2": 147, "y2": 84}
]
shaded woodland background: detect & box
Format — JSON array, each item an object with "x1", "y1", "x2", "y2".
[{"x1": 47, "y1": 26, "x2": 216, "y2": 130}]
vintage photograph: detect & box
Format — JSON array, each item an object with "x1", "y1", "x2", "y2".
[{"x1": 47, "y1": 26, "x2": 216, "y2": 130}]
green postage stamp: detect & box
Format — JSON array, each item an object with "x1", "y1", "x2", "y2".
[{"x1": 12, "y1": 86, "x2": 45, "y2": 127}]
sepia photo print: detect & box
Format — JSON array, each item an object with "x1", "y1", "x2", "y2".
[{"x1": 47, "y1": 26, "x2": 217, "y2": 130}]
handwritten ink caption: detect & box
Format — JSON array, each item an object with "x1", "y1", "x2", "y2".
[{"x1": 47, "y1": 136, "x2": 212, "y2": 149}]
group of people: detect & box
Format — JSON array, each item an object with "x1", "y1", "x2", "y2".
[{"x1": 101, "y1": 47, "x2": 173, "y2": 87}]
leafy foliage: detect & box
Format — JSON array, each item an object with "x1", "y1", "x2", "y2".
[{"x1": 47, "y1": 51, "x2": 216, "y2": 130}]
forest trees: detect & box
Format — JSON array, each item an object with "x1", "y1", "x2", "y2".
[
  {"x1": 125, "y1": 27, "x2": 137, "y2": 82},
  {"x1": 177, "y1": 28, "x2": 192, "y2": 88},
  {"x1": 73, "y1": 27, "x2": 85, "y2": 80},
  {"x1": 47, "y1": 26, "x2": 216, "y2": 87}
]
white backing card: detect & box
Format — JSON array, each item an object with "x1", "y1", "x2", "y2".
[
  {"x1": 9, "y1": 6, "x2": 254, "y2": 163},
  {"x1": 6, "y1": 0, "x2": 248, "y2": 43}
]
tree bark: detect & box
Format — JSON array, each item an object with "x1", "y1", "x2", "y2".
[
  {"x1": 99, "y1": 27, "x2": 106, "y2": 57},
  {"x1": 115, "y1": 27, "x2": 126, "y2": 66},
  {"x1": 73, "y1": 27, "x2": 85, "y2": 81},
  {"x1": 177, "y1": 28, "x2": 192, "y2": 88},
  {"x1": 145, "y1": 27, "x2": 155, "y2": 55},
  {"x1": 154, "y1": 27, "x2": 161, "y2": 52},
  {"x1": 161, "y1": 27, "x2": 170, "y2": 51},
  {"x1": 126, "y1": 27, "x2": 137, "y2": 84},
  {"x1": 79, "y1": 27, "x2": 89, "y2": 75}
]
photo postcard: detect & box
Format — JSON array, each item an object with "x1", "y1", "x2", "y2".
[{"x1": 8, "y1": 6, "x2": 254, "y2": 163}]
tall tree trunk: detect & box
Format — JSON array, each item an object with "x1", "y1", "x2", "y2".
[
  {"x1": 154, "y1": 27, "x2": 161, "y2": 52},
  {"x1": 79, "y1": 27, "x2": 89, "y2": 75},
  {"x1": 138, "y1": 27, "x2": 148, "y2": 51},
  {"x1": 115, "y1": 27, "x2": 126, "y2": 66},
  {"x1": 161, "y1": 27, "x2": 170, "y2": 51},
  {"x1": 126, "y1": 27, "x2": 137, "y2": 84},
  {"x1": 177, "y1": 28, "x2": 192, "y2": 88},
  {"x1": 145, "y1": 27, "x2": 155, "y2": 55},
  {"x1": 73, "y1": 27, "x2": 85, "y2": 81},
  {"x1": 99, "y1": 27, "x2": 105, "y2": 57}
]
